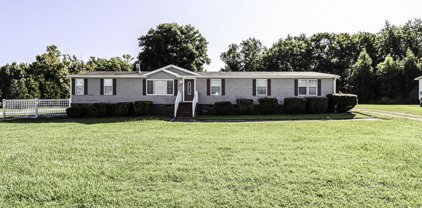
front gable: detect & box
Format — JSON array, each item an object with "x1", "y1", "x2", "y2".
[
  {"x1": 147, "y1": 70, "x2": 178, "y2": 79},
  {"x1": 143, "y1": 65, "x2": 199, "y2": 78}
]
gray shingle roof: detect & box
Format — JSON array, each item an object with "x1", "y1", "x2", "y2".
[
  {"x1": 69, "y1": 70, "x2": 339, "y2": 79},
  {"x1": 196, "y1": 71, "x2": 339, "y2": 78}
]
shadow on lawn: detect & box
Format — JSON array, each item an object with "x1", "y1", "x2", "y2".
[{"x1": 0, "y1": 116, "x2": 170, "y2": 124}]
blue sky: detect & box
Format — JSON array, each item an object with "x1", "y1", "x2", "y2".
[{"x1": 1, "y1": 0, "x2": 421, "y2": 71}]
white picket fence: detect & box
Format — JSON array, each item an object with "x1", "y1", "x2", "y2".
[{"x1": 2, "y1": 99, "x2": 71, "y2": 119}]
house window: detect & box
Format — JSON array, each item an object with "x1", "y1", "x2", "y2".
[
  {"x1": 146, "y1": 79, "x2": 174, "y2": 95},
  {"x1": 298, "y1": 79, "x2": 318, "y2": 96},
  {"x1": 308, "y1": 80, "x2": 317, "y2": 96},
  {"x1": 75, "y1": 79, "x2": 84, "y2": 95},
  {"x1": 210, "y1": 79, "x2": 221, "y2": 95},
  {"x1": 298, "y1": 80, "x2": 307, "y2": 96},
  {"x1": 104, "y1": 79, "x2": 113, "y2": 95},
  {"x1": 256, "y1": 79, "x2": 267, "y2": 96}
]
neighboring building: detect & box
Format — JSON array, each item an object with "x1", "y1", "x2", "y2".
[
  {"x1": 416, "y1": 76, "x2": 422, "y2": 103},
  {"x1": 69, "y1": 65, "x2": 340, "y2": 117}
]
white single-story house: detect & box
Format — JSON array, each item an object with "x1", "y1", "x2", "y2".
[
  {"x1": 415, "y1": 76, "x2": 422, "y2": 102},
  {"x1": 68, "y1": 65, "x2": 340, "y2": 117}
]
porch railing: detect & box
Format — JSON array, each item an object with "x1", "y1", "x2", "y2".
[
  {"x1": 2, "y1": 98, "x2": 71, "y2": 119},
  {"x1": 192, "y1": 91, "x2": 198, "y2": 118},
  {"x1": 174, "y1": 91, "x2": 182, "y2": 117}
]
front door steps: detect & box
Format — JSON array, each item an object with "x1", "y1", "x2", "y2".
[{"x1": 176, "y1": 102, "x2": 193, "y2": 118}]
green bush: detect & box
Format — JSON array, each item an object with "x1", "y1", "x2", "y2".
[
  {"x1": 90, "y1": 103, "x2": 111, "y2": 117},
  {"x1": 66, "y1": 107, "x2": 85, "y2": 118},
  {"x1": 306, "y1": 97, "x2": 328, "y2": 114},
  {"x1": 284, "y1": 98, "x2": 307, "y2": 114},
  {"x1": 113, "y1": 102, "x2": 133, "y2": 116},
  {"x1": 133, "y1": 101, "x2": 153, "y2": 116},
  {"x1": 258, "y1": 97, "x2": 278, "y2": 114},
  {"x1": 236, "y1": 98, "x2": 255, "y2": 114},
  {"x1": 215, "y1": 101, "x2": 232, "y2": 115},
  {"x1": 327, "y1": 94, "x2": 358, "y2": 113}
]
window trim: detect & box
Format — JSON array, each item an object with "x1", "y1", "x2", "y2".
[
  {"x1": 146, "y1": 79, "x2": 175, "y2": 96},
  {"x1": 298, "y1": 79, "x2": 318, "y2": 96},
  {"x1": 210, "y1": 79, "x2": 222, "y2": 96},
  {"x1": 256, "y1": 79, "x2": 268, "y2": 96},
  {"x1": 103, "y1": 78, "x2": 114, "y2": 96},
  {"x1": 75, "y1": 78, "x2": 84, "y2": 95}
]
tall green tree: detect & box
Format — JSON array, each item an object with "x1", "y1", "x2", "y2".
[
  {"x1": 138, "y1": 23, "x2": 210, "y2": 71},
  {"x1": 7, "y1": 79, "x2": 30, "y2": 99},
  {"x1": 263, "y1": 34, "x2": 312, "y2": 71},
  {"x1": 221, "y1": 38, "x2": 265, "y2": 71},
  {"x1": 348, "y1": 49, "x2": 376, "y2": 103},
  {"x1": 25, "y1": 76, "x2": 41, "y2": 99},
  {"x1": 87, "y1": 55, "x2": 133, "y2": 71},
  {"x1": 377, "y1": 21, "x2": 406, "y2": 61},
  {"x1": 401, "y1": 19, "x2": 422, "y2": 59},
  {"x1": 29, "y1": 45, "x2": 70, "y2": 99},
  {"x1": 376, "y1": 54, "x2": 403, "y2": 101},
  {"x1": 0, "y1": 63, "x2": 29, "y2": 100},
  {"x1": 401, "y1": 48, "x2": 421, "y2": 102},
  {"x1": 220, "y1": 44, "x2": 241, "y2": 71}
]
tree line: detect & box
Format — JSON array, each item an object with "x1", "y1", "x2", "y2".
[
  {"x1": 0, "y1": 46, "x2": 134, "y2": 101},
  {"x1": 1, "y1": 20, "x2": 421, "y2": 104},
  {"x1": 220, "y1": 19, "x2": 422, "y2": 103}
]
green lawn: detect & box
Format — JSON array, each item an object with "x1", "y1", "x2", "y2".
[
  {"x1": 1, "y1": 117, "x2": 422, "y2": 207},
  {"x1": 196, "y1": 112, "x2": 368, "y2": 121},
  {"x1": 355, "y1": 104, "x2": 422, "y2": 116}
]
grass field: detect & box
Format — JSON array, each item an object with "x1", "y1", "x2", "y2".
[
  {"x1": 1, "y1": 112, "x2": 422, "y2": 206},
  {"x1": 355, "y1": 104, "x2": 422, "y2": 116}
]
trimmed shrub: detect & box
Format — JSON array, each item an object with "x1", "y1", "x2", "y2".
[
  {"x1": 66, "y1": 107, "x2": 85, "y2": 118},
  {"x1": 327, "y1": 94, "x2": 358, "y2": 113},
  {"x1": 258, "y1": 97, "x2": 278, "y2": 114},
  {"x1": 306, "y1": 97, "x2": 328, "y2": 114},
  {"x1": 113, "y1": 102, "x2": 133, "y2": 116},
  {"x1": 133, "y1": 101, "x2": 153, "y2": 116},
  {"x1": 215, "y1": 101, "x2": 232, "y2": 115},
  {"x1": 90, "y1": 103, "x2": 111, "y2": 117},
  {"x1": 284, "y1": 97, "x2": 307, "y2": 114},
  {"x1": 236, "y1": 98, "x2": 255, "y2": 114}
]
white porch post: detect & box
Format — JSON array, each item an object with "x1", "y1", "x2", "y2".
[
  {"x1": 2, "y1": 99, "x2": 6, "y2": 119},
  {"x1": 34, "y1": 98, "x2": 39, "y2": 118},
  {"x1": 334, "y1": 79, "x2": 337, "y2": 93}
]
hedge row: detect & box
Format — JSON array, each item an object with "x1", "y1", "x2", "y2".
[
  {"x1": 327, "y1": 94, "x2": 358, "y2": 113},
  {"x1": 66, "y1": 101, "x2": 152, "y2": 118},
  {"x1": 214, "y1": 94, "x2": 358, "y2": 115}
]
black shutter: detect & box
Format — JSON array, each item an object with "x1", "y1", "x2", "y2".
[
  {"x1": 318, "y1": 79, "x2": 321, "y2": 96},
  {"x1": 294, "y1": 79, "x2": 298, "y2": 96},
  {"x1": 267, "y1": 79, "x2": 271, "y2": 96},
  {"x1": 113, "y1": 79, "x2": 117, "y2": 95},
  {"x1": 71, "y1": 79, "x2": 75, "y2": 95},
  {"x1": 221, "y1": 79, "x2": 225, "y2": 96},
  {"x1": 252, "y1": 79, "x2": 256, "y2": 96},
  {"x1": 84, "y1": 79, "x2": 88, "y2": 95},
  {"x1": 100, "y1": 79, "x2": 104, "y2": 95},
  {"x1": 143, "y1": 79, "x2": 146, "y2": 95},
  {"x1": 174, "y1": 79, "x2": 178, "y2": 96},
  {"x1": 207, "y1": 79, "x2": 210, "y2": 96}
]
